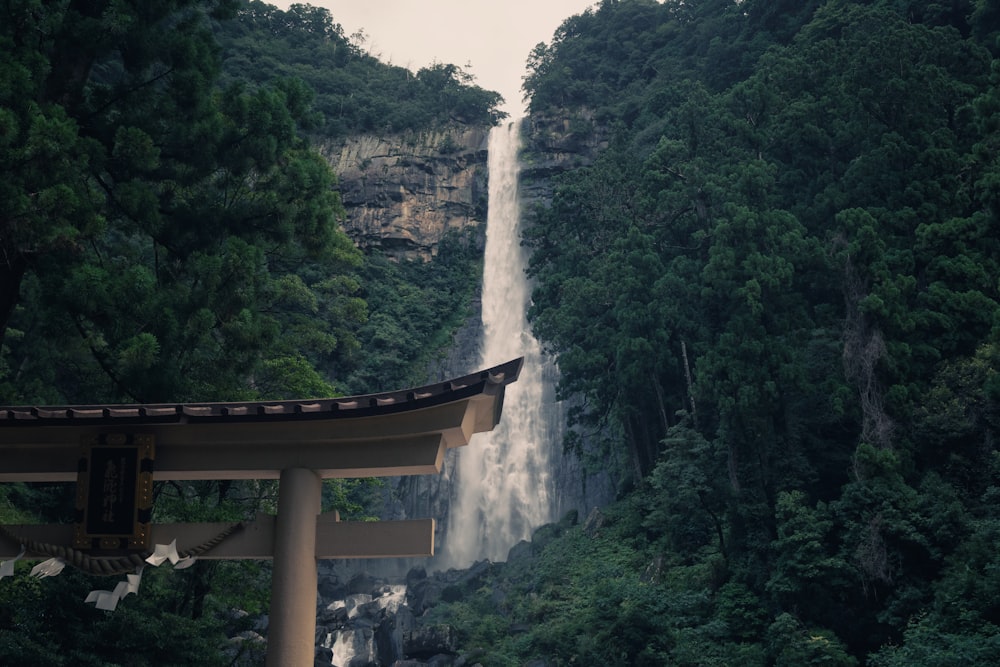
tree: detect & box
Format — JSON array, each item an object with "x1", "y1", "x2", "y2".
[
  {"x1": 0, "y1": 0, "x2": 234, "y2": 340},
  {"x1": 217, "y1": 1, "x2": 506, "y2": 137},
  {"x1": 517, "y1": 0, "x2": 1000, "y2": 663},
  {"x1": 0, "y1": 0, "x2": 365, "y2": 404}
]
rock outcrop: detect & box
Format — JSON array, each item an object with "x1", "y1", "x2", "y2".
[
  {"x1": 320, "y1": 126, "x2": 491, "y2": 261},
  {"x1": 314, "y1": 562, "x2": 504, "y2": 667},
  {"x1": 520, "y1": 110, "x2": 617, "y2": 523},
  {"x1": 311, "y1": 515, "x2": 584, "y2": 666},
  {"x1": 323, "y1": 111, "x2": 603, "y2": 261},
  {"x1": 520, "y1": 108, "x2": 609, "y2": 205}
]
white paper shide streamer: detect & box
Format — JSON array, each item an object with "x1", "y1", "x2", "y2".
[
  {"x1": 84, "y1": 539, "x2": 198, "y2": 611},
  {"x1": 145, "y1": 538, "x2": 197, "y2": 569},
  {"x1": 30, "y1": 557, "x2": 66, "y2": 578},
  {"x1": 85, "y1": 568, "x2": 144, "y2": 611},
  {"x1": 0, "y1": 546, "x2": 25, "y2": 579}
]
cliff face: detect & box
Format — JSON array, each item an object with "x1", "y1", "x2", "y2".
[
  {"x1": 520, "y1": 109, "x2": 609, "y2": 206},
  {"x1": 520, "y1": 110, "x2": 618, "y2": 522},
  {"x1": 320, "y1": 126, "x2": 491, "y2": 260},
  {"x1": 323, "y1": 112, "x2": 603, "y2": 262}
]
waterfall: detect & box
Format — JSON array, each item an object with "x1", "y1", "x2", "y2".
[
  {"x1": 442, "y1": 120, "x2": 559, "y2": 568},
  {"x1": 329, "y1": 629, "x2": 369, "y2": 667}
]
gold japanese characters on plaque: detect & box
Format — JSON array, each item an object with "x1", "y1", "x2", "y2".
[{"x1": 74, "y1": 433, "x2": 155, "y2": 552}]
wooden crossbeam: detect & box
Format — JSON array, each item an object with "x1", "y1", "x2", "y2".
[
  {"x1": 0, "y1": 358, "x2": 524, "y2": 484},
  {"x1": 0, "y1": 433, "x2": 448, "y2": 483},
  {"x1": 0, "y1": 513, "x2": 434, "y2": 560}
]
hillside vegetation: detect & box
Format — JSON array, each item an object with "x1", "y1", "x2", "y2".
[
  {"x1": 0, "y1": 1, "x2": 495, "y2": 663},
  {"x1": 423, "y1": 0, "x2": 1000, "y2": 664}
]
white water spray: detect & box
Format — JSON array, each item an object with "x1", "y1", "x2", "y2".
[
  {"x1": 324, "y1": 586, "x2": 407, "y2": 666},
  {"x1": 443, "y1": 121, "x2": 559, "y2": 568}
]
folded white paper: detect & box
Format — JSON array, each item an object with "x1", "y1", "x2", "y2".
[
  {"x1": 86, "y1": 567, "x2": 143, "y2": 611},
  {"x1": 30, "y1": 557, "x2": 66, "y2": 578},
  {"x1": 0, "y1": 545, "x2": 25, "y2": 579},
  {"x1": 145, "y1": 539, "x2": 196, "y2": 569}
]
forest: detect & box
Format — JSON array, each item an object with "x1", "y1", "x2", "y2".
[
  {"x1": 434, "y1": 0, "x2": 999, "y2": 664},
  {"x1": 2, "y1": 0, "x2": 1000, "y2": 665}
]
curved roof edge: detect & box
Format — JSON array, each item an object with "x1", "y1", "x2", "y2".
[{"x1": 0, "y1": 358, "x2": 523, "y2": 427}]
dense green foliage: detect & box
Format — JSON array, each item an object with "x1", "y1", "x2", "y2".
[
  {"x1": 473, "y1": 0, "x2": 1000, "y2": 664},
  {"x1": 0, "y1": 1, "x2": 494, "y2": 663},
  {"x1": 344, "y1": 229, "x2": 483, "y2": 394},
  {"x1": 0, "y1": 0, "x2": 499, "y2": 406},
  {"x1": 0, "y1": 0, "x2": 362, "y2": 405},
  {"x1": 218, "y1": 1, "x2": 507, "y2": 138}
]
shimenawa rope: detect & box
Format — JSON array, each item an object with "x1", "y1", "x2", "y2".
[{"x1": 0, "y1": 522, "x2": 245, "y2": 576}]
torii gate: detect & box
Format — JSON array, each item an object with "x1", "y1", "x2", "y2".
[{"x1": 0, "y1": 357, "x2": 522, "y2": 666}]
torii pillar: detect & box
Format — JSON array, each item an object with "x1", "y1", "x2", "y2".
[
  {"x1": 0, "y1": 358, "x2": 523, "y2": 667},
  {"x1": 268, "y1": 467, "x2": 322, "y2": 666}
]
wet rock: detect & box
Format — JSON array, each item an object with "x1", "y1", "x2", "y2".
[
  {"x1": 348, "y1": 572, "x2": 378, "y2": 595},
  {"x1": 405, "y1": 566, "x2": 427, "y2": 588},
  {"x1": 505, "y1": 539, "x2": 532, "y2": 563},
  {"x1": 583, "y1": 507, "x2": 606, "y2": 537},
  {"x1": 314, "y1": 646, "x2": 333, "y2": 666},
  {"x1": 404, "y1": 624, "x2": 457, "y2": 660},
  {"x1": 407, "y1": 576, "x2": 444, "y2": 615}
]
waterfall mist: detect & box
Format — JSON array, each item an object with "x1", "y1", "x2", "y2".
[{"x1": 441, "y1": 120, "x2": 560, "y2": 568}]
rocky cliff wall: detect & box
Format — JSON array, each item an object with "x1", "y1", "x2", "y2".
[
  {"x1": 520, "y1": 109, "x2": 610, "y2": 205},
  {"x1": 320, "y1": 126, "x2": 491, "y2": 261},
  {"x1": 520, "y1": 110, "x2": 619, "y2": 522}
]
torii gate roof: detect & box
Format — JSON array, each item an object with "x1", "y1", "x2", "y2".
[{"x1": 0, "y1": 357, "x2": 522, "y2": 483}]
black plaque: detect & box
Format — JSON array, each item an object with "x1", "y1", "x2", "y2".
[{"x1": 74, "y1": 434, "x2": 155, "y2": 552}]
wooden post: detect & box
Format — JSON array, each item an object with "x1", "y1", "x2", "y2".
[{"x1": 266, "y1": 468, "x2": 322, "y2": 667}]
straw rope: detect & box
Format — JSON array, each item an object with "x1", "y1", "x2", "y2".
[{"x1": 0, "y1": 522, "x2": 245, "y2": 576}]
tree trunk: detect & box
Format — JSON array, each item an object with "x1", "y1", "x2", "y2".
[
  {"x1": 623, "y1": 416, "x2": 645, "y2": 482},
  {"x1": 0, "y1": 248, "x2": 27, "y2": 346}
]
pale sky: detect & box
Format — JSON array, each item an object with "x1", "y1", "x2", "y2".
[{"x1": 273, "y1": 1, "x2": 598, "y2": 117}]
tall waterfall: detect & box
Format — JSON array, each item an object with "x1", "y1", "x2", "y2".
[{"x1": 442, "y1": 120, "x2": 559, "y2": 568}]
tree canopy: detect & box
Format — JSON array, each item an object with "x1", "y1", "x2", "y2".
[
  {"x1": 512, "y1": 0, "x2": 1000, "y2": 663},
  {"x1": 0, "y1": 0, "x2": 364, "y2": 404},
  {"x1": 218, "y1": 1, "x2": 507, "y2": 137}
]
